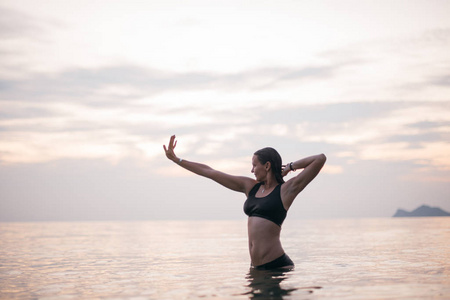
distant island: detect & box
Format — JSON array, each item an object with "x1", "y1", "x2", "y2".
[{"x1": 393, "y1": 205, "x2": 450, "y2": 217}]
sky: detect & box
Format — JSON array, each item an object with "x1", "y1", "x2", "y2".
[{"x1": 1, "y1": 0, "x2": 449, "y2": 221}]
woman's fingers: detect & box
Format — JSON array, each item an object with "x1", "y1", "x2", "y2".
[
  {"x1": 281, "y1": 165, "x2": 290, "y2": 177},
  {"x1": 164, "y1": 135, "x2": 178, "y2": 160},
  {"x1": 165, "y1": 135, "x2": 174, "y2": 150},
  {"x1": 168, "y1": 135, "x2": 178, "y2": 150},
  {"x1": 163, "y1": 135, "x2": 176, "y2": 154}
]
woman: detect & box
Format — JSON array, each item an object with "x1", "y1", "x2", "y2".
[{"x1": 163, "y1": 135, "x2": 326, "y2": 270}]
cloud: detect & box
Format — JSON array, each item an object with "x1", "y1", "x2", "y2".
[
  {"x1": 247, "y1": 101, "x2": 450, "y2": 180},
  {"x1": 417, "y1": 27, "x2": 450, "y2": 45},
  {"x1": 0, "y1": 5, "x2": 67, "y2": 81},
  {"x1": 429, "y1": 75, "x2": 450, "y2": 87},
  {"x1": 251, "y1": 62, "x2": 358, "y2": 90},
  {"x1": 321, "y1": 164, "x2": 344, "y2": 174},
  {"x1": 0, "y1": 97, "x2": 256, "y2": 164},
  {"x1": 0, "y1": 6, "x2": 48, "y2": 39},
  {"x1": 0, "y1": 61, "x2": 354, "y2": 106},
  {"x1": 2, "y1": 100, "x2": 449, "y2": 175},
  {"x1": 0, "y1": 102, "x2": 55, "y2": 120},
  {"x1": 358, "y1": 141, "x2": 450, "y2": 184}
]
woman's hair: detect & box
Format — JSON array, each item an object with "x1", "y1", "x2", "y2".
[{"x1": 254, "y1": 147, "x2": 285, "y2": 184}]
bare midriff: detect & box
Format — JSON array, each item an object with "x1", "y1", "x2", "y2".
[{"x1": 247, "y1": 216, "x2": 285, "y2": 266}]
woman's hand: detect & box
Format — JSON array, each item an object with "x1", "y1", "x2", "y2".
[
  {"x1": 163, "y1": 135, "x2": 179, "y2": 162},
  {"x1": 281, "y1": 164, "x2": 291, "y2": 177}
]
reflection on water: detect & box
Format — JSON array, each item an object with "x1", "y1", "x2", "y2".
[
  {"x1": 243, "y1": 267, "x2": 322, "y2": 299},
  {"x1": 245, "y1": 267, "x2": 296, "y2": 299}
]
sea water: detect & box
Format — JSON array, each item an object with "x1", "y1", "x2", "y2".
[{"x1": 0, "y1": 218, "x2": 448, "y2": 299}]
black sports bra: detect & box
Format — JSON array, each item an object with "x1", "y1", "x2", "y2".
[{"x1": 243, "y1": 182, "x2": 287, "y2": 227}]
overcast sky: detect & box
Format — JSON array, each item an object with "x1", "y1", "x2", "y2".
[{"x1": 1, "y1": 0, "x2": 449, "y2": 221}]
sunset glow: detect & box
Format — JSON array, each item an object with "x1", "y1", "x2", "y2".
[{"x1": 1, "y1": 0, "x2": 449, "y2": 220}]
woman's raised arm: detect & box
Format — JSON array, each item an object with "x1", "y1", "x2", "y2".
[
  {"x1": 163, "y1": 135, "x2": 256, "y2": 195},
  {"x1": 280, "y1": 154, "x2": 327, "y2": 209}
]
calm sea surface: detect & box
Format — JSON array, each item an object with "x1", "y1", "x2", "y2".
[{"x1": 0, "y1": 218, "x2": 449, "y2": 299}]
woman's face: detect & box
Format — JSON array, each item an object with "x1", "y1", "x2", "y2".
[{"x1": 251, "y1": 155, "x2": 267, "y2": 181}]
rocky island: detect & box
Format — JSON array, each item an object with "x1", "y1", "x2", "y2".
[{"x1": 393, "y1": 205, "x2": 450, "y2": 217}]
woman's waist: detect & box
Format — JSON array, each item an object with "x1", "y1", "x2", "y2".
[
  {"x1": 249, "y1": 240, "x2": 284, "y2": 266},
  {"x1": 249, "y1": 238, "x2": 282, "y2": 254},
  {"x1": 248, "y1": 233, "x2": 283, "y2": 263}
]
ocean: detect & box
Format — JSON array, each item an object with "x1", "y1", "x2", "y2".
[{"x1": 0, "y1": 218, "x2": 448, "y2": 299}]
